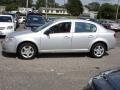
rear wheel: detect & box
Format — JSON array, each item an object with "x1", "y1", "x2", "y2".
[
  {"x1": 91, "y1": 43, "x2": 106, "y2": 58},
  {"x1": 17, "y1": 43, "x2": 37, "y2": 59}
]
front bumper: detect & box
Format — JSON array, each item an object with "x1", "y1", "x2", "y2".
[
  {"x1": 0, "y1": 29, "x2": 14, "y2": 36},
  {"x1": 1, "y1": 39, "x2": 17, "y2": 53}
]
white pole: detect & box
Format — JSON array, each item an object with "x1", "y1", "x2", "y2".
[
  {"x1": 64, "y1": 0, "x2": 65, "y2": 8},
  {"x1": 116, "y1": 0, "x2": 119, "y2": 20},
  {"x1": 46, "y1": 0, "x2": 48, "y2": 19},
  {"x1": 26, "y1": 0, "x2": 28, "y2": 8},
  {"x1": 26, "y1": 0, "x2": 28, "y2": 15},
  {"x1": 54, "y1": 0, "x2": 55, "y2": 8}
]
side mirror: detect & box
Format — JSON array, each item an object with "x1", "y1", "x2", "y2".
[
  {"x1": 31, "y1": 27, "x2": 37, "y2": 31},
  {"x1": 44, "y1": 30, "x2": 51, "y2": 36}
]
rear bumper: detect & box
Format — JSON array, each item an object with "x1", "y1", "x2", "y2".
[{"x1": 107, "y1": 39, "x2": 117, "y2": 50}]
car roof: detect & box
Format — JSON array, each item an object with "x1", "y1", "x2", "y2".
[
  {"x1": 53, "y1": 19, "x2": 98, "y2": 25},
  {"x1": 27, "y1": 12, "x2": 42, "y2": 16}
]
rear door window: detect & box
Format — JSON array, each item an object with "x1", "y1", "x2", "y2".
[{"x1": 75, "y1": 22, "x2": 97, "y2": 32}]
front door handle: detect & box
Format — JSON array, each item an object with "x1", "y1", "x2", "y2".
[
  {"x1": 88, "y1": 35, "x2": 94, "y2": 38},
  {"x1": 64, "y1": 36, "x2": 70, "y2": 39}
]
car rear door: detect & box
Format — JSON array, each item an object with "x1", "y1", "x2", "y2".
[{"x1": 72, "y1": 21, "x2": 97, "y2": 51}]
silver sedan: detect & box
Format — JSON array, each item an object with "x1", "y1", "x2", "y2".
[{"x1": 1, "y1": 19, "x2": 116, "y2": 59}]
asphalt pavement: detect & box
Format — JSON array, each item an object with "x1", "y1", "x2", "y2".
[{"x1": 0, "y1": 24, "x2": 120, "y2": 90}]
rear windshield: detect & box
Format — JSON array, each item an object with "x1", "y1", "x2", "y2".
[
  {"x1": 8, "y1": 14, "x2": 16, "y2": 18},
  {"x1": 27, "y1": 15, "x2": 45, "y2": 24},
  {"x1": 0, "y1": 16, "x2": 12, "y2": 22}
]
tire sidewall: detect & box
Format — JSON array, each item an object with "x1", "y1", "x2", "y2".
[
  {"x1": 91, "y1": 43, "x2": 106, "y2": 58},
  {"x1": 17, "y1": 43, "x2": 37, "y2": 60}
]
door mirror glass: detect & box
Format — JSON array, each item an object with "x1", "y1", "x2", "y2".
[{"x1": 44, "y1": 30, "x2": 51, "y2": 36}]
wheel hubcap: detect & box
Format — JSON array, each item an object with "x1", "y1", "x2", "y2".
[
  {"x1": 94, "y1": 45, "x2": 104, "y2": 57},
  {"x1": 21, "y1": 45, "x2": 34, "y2": 58}
]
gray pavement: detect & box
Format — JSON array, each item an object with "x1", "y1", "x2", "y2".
[{"x1": 0, "y1": 25, "x2": 120, "y2": 90}]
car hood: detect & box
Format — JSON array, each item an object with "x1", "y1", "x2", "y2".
[
  {"x1": 8, "y1": 30, "x2": 34, "y2": 37},
  {"x1": 0, "y1": 22, "x2": 14, "y2": 26}
]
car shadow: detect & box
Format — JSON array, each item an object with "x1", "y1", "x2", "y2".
[
  {"x1": 36, "y1": 53, "x2": 89, "y2": 58},
  {"x1": 2, "y1": 51, "x2": 89, "y2": 59},
  {"x1": 82, "y1": 85, "x2": 90, "y2": 90},
  {"x1": 2, "y1": 51, "x2": 109, "y2": 59},
  {"x1": 0, "y1": 36, "x2": 5, "y2": 39},
  {"x1": 36, "y1": 52, "x2": 109, "y2": 59},
  {"x1": 2, "y1": 52, "x2": 17, "y2": 58}
]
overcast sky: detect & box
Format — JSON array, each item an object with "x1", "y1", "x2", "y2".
[
  {"x1": 33, "y1": 0, "x2": 119, "y2": 5},
  {"x1": 55, "y1": 0, "x2": 118, "y2": 5}
]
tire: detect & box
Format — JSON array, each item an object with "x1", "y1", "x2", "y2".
[
  {"x1": 90, "y1": 43, "x2": 106, "y2": 58},
  {"x1": 17, "y1": 42, "x2": 37, "y2": 60}
]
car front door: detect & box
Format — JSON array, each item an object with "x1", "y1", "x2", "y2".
[
  {"x1": 40, "y1": 22, "x2": 72, "y2": 52},
  {"x1": 72, "y1": 22, "x2": 97, "y2": 51}
]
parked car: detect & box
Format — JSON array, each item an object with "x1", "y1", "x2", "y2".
[
  {"x1": 98, "y1": 19, "x2": 120, "y2": 31},
  {"x1": 85, "y1": 68, "x2": 120, "y2": 90},
  {"x1": 25, "y1": 13, "x2": 46, "y2": 30},
  {"x1": 47, "y1": 17, "x2": 56, "y2": 22},
  {"x1": 4, "y1": 13, "x2": 19, "y2": 29},
  {"x1": 26, "y1": 12, "x2": 42, "y2": 17},
  {"x1": 110, "y1": 23, "x2": 120, "y2": 31},
  {"x1": 97, "y1": 19, "x2": 110, "y2": 29},
  {"x1": 0, "y1": 15, "x2": 14, "y2": 36},
  {"x1": 18, "y1": 16, "x2": 26, "y2": 24},
  {"x1": 1, "y1": 19, "x2": 116, "y2": 59}
]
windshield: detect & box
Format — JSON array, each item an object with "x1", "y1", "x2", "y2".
[
  {"x1": 26, "y1": 15, "x2": 45, "y2": 24},
  {"x1": 34, "y1": 21, "x2": 54, "y2": 32},
  {"x1": 0, "y1": 16, "x2": 12, "y2": 22}
]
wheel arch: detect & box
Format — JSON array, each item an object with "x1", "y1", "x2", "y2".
[
  {"x1": 90, "y1": 41, "x2": 108, "y2": 51},
  {"x1": 17, "y1": 41, "x2": 39, "y2": 53}
]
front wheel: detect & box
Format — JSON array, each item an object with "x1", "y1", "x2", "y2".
[
  {"x1": 91, "y1": 43, "x2": 106, "y2": 58},
  {"x1": 17, "y1": 43, "x2": 37, "y2": 59}
]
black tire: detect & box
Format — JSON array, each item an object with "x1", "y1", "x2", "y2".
[
  {"x1": 90, "y1": 43, "x2": 106, "y2": 58},
  {"x1": 17, "y1": 42, "x2": 37, "y2": 60}
]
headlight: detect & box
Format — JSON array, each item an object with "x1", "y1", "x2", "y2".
[
  {"x1": 5, "y1": 37, "x2": 15, "y2": 42},
  {"x1": 7, "y1": 26, "x2": 13, "y2": 30}
]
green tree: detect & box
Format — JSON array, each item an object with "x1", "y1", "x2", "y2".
[
  {"x1": 36, "y1": 0, "x2": 45, "y2": 9},
  {"x1": 0, "y1": 0, "x2": 13, "y2": 5},
  {"x1": 16, "y1": 0, "x2": 33, "y2": 7},
  {"x1": 66, "y1": 0, "x2": 83, "y2": 16},
  {"x1": 6, "y1": 3, "x2": 18, "y2": 11},
  {"x1": 115, "y1": 4, "x2": 120, "y2": 19},
  {"x1": 48, "y1": 0, "x2": 55, "y2": 7},
  {"x1": 36, "y1": 0, "x2": 57, "y2": 9},
  {"x1": 87, "y1": 2, "x2": 100, "y2": 11},
  {"x1": 97, "y1": 3, "x2": 116, "y2": 19},
  {"x1": 1, "y1": 0, "x2": 33, "y2": 11}
]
